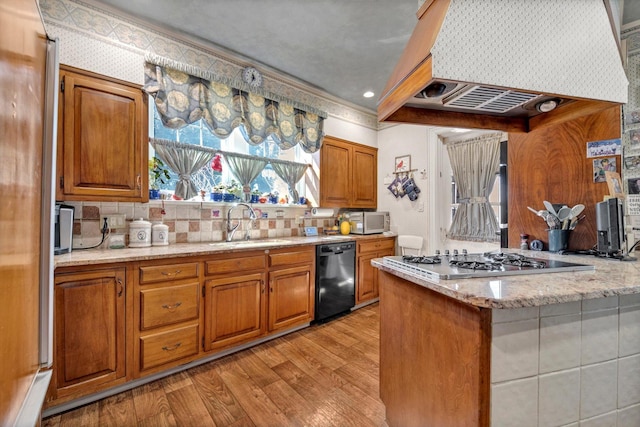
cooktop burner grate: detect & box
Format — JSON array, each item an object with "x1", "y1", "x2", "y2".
[{"x1": 384, "y1": 251, "x2": 594, "y2": 281}]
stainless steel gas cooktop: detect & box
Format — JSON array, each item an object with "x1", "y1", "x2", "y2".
[{"x1": 383, "y1": 251, "x2": 594, "y2": 282}]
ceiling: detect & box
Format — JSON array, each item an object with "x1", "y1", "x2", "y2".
[{"x1": 91, "y1": 0, "x2": 640, "y2": 114}]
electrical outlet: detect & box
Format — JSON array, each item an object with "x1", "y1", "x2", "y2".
[{"x1": 104, "y1": 214, "x2": 126, "y2": 229}]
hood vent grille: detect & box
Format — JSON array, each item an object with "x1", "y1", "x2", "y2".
[{"x1": 444, "y1": 86, "x2": 540, "y2": 113}]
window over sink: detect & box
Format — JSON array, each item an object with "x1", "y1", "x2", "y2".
[{"x1": 149, "y1": 103, "x2": 316, "y2": 204}]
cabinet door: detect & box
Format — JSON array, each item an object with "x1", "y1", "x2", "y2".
[
  {"x1": 351, "y1": 145, "x2": 377, "y2": 208},
  {"x1": 320, "y1": 137, "x2": 351, "y2": 207},
  {"x1": 357, "y1": 251, "x2": 378, "y2": 304},
  {"x1": 54, "y1": 268, "x2": 126, "y2": 398},
  {"x1": 268, "y1": 265, "x2": 314, "y2": 331},
  {"x1": 58, "y1": 68, "x2": 148, "y2": 201},
  {"x1": 204, "y1": 273, "x2": 266, "y2": 351}
]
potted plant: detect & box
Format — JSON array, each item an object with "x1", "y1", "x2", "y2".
[
  {"x1": 148, "y1": 156, "x2": 171, "y2": 199},
  {"x1": 211, "y1": 183, "x2": 226, "y2": 202},
  {"x1": 251, "y1": 187, "x2": 261, "y2": 204},
  {"x1": 225, "y1": 180, "x2": 242, "y2": 202}
]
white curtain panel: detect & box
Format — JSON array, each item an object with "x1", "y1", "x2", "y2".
[
  {"x1": 270, "y1": 159, "x2": 308, "y2": 202},
  {"x1": 152, "y1": 140, "x2": 215, "y2": 199},
  {"x1": 224, "y1": 152, "x2": 268, "y2": 201},
  {"x1": 446, "y1": 133, "x2": 502, "y2": 242}
]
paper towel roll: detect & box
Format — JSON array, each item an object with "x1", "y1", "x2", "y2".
[{"x1": 311, "y1": 208, "x2": 334, "y2": 217}]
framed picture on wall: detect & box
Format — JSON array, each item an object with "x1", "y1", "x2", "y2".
[
  {"x1": 605, "y1": 171, "x2": 625, "y2": 199},
  {"x1": 593, "y1": 157, "x2": 616, "y2": 183},
  {"x1": 395, "y1": 155, "x2": 411, "y2": 173}
]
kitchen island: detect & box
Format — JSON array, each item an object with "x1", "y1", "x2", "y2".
[{"x1": 373, "y1": 251, "x2": 640, "y2": 427}]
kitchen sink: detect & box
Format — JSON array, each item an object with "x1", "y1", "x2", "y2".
[{"x1": 210, "y1": 239, "x2": 292, "y2": 248}]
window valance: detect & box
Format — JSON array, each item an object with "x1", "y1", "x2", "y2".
[
  {"x1": 143, "y1": 54, "x2": 326, "y2": 153},
  {"x1": 150, "y1": 138, "x2": 310, "y2": 200}
]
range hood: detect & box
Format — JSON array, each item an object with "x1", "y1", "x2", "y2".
[{"x1": 378, "y1": 0, "x2": 628, "y2": 133}]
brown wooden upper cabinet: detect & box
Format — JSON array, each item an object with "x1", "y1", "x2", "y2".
[
  {"x1": 319, "y1": 136, "x2": 377, "y2": 208},
  {"x1": 56, "y1": 66, "x2": 148, "y2": 202}
]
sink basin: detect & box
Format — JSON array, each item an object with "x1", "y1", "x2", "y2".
[{"x1": 210, "y1": 239, "x2": 292, "y2": 248}]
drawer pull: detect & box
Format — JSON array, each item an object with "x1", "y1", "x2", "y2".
[
  {"x1": 161, "y1": 270, "x2": 182, "y2": 277},
  {"x1": 162, "y1": 342, "x2": 182, "y2": 352},
  {"x1": 161, "y1": 302, "x2": 182, "y2": 312},
  {"x1": 116, "y1": 278, "x2": 123, "y2": 297}
]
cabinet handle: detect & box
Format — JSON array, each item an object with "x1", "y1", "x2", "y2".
[
  {"x1": 270, "y1": 280, "x2": 273, "y2": 293},
  {"x1": 161, "y1": 302, "x2": 182, "y2": 311},
  {"x1": 136, "y1": 174, "x2": 141, "y2": 189},
  {"x1": 162, "y1": 342, "x2": 182, "y2": 352},
  {"x1": 116, "y1": 278, "x2": 123, "y2": 297},
  {"x1": 161, "y1": 270, "x2": 182, "y2": 277},
  {"x1": 261, "y1": 280, "x2": 265, "y2": 294}
]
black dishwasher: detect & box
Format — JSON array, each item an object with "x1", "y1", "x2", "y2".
[{"x1": 315, "y1": 241, "x2": 356, "y2": 323}]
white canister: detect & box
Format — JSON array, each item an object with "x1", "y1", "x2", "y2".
[
  {"x1": 152, "y1": 222, "x2": 169, "y2": 246},
  {"x1": 129, "y1": 218, "x2": 151, "y2": 248}
]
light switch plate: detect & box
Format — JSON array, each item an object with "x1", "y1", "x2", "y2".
[{"x1": 104, "y1": 214, "x2": 126, "y2": 229}]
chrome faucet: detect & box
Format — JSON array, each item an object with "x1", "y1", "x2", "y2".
[{"x1": 226, "y1": 203, "x2": 257, "y2": 242}]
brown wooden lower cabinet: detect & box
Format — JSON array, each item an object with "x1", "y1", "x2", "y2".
[
  {"x1": 48, "y1": 244, "x2": 316, "y2": 410},
  {"x1": 356, "y1": 237, "x2": 395, "y2": 304},
  {"x1": 204, "y1": 272, "x2": 266, "y2": 351},
  {"x1": 134, "y1": 259, "x2": 202, "y2": 377},
  {"x1": 48, "y1": 266, "x2": 128, "y2": 405},
  {"x1": 204, "y1": 247, "x2": 315, "y2": 351},
  {"x1": 268, "y1": 264, "x2": 314, "y2": 331}
]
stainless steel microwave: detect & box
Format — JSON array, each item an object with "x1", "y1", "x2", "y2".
[{"x1": 348, "y1": 211, "x2": 390, "y2": 234}]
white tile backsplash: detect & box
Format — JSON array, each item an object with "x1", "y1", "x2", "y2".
[
  {"x1": 540, "y1": 313, "x2": 581, "y2": 373},
  {"x1": 619, "y1": 305, "x2": 640, "y2": 357},
  {"x1": 491, "y1": 318, "x2": 539, "y2": 383},
  {"x1": 492, "y1": 306, "x2": 539, "y2": 323},
  {"x1": 580, "y1": 361, "x2": 618, "y2": 420},
  {"x1": 490, "y1": 296, "x2": 640, "y2": 425},
  {"x1": 491, "y1": 377, "x2": 538, "y2": 427},
  {"x1": 133, "y1": 203, "x2": 149, "y2": 220},
  {"x1": 581, "y1": 308, "x2": 619, "y2": 365},
  {"x1": 578, "y1": 411, "x2": 617, "y2": 427},
  {"x1": 620, "y1": 293, "x2": 640, "y2": 307},
  {"x1": 540, "y1": 301, "x2": 581, "y2": 317},
  {"x1": 582, "y1": 296, "x2": 618, "y2": 312},
  {"x1": 539, "y1": 368, "x2": 580, "y2": 427},
  {"x1": 617, "y1": 403, "x2": 640, "y2": 427},
  {"x1": 618, "y1": 354, "x2": 640, "y2": 408}
]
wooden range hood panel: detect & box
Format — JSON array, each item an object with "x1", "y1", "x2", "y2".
[{"x1": 378, "y1": 0, "x2": 626, "y2": 133}]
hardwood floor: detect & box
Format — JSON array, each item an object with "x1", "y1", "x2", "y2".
[{"x1": 42, "y1": 303, "x2": 387, "y2": 427}]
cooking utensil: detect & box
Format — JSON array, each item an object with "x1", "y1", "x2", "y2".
[
  {"x1": 557, "y1": 206, "x2": 572, "y2": 229},
  {"x1": 546, "y1": 214, "x2": 560, "y2": 229},
  {"x1": 570, "y1": 204, "x2": 585, "y2": 219},
  {"x1": 543, "y1": 200, "x2": 557, "y2": 217},
  {"x1": 527, "y1": 206, "x2": 547, "y2": 217},
  {"x1": 569, "y1": 214, "x2": 586, "y2": 230},
  {"x1": 564, "y1": 204, "x2": 585, "y2": 230}
]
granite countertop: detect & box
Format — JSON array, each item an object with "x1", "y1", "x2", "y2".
[
  {"x1": 54, "y1": 233, "x2": 396, "y2": 268},
  {"x1": 372, "y1": 250, "x2": 640, "y2": 309}
]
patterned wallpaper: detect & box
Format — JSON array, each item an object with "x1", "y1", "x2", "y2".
[
  {"x1": 431, "y1": 0, "x2": 628, "y2": 104},
  {"x1": 38, "y1": 0, "x2": 378, "y2": 130}
]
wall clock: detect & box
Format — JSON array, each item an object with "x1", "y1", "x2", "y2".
[{"x1": 242, "y1": 66, "x2": 263, "y2": 89}]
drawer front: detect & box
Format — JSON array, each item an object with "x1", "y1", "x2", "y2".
[
  {"x1": 140, "y1": 283, "x2": 200, "y2": 330},
  {"x1": 269, "y1": 248, "x2": 314, "y2": 268},
  {"x1": 205, "y1": 254, "x2": 266, "y2": 276},
  {"x1": 139, "y1": 262, "x2": 199, "y2": 284},
  {"x1": 358, "y1": 238, "x2": 395, "y2": 254},
  {"x1": 140, "y1": 324, "x2": 199, "y2": 371}
]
